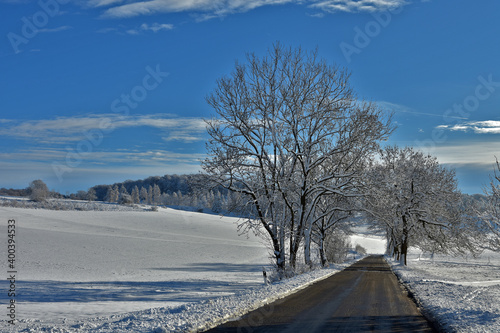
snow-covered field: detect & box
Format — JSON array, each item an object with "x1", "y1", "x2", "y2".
[
  {"x1": 390, "y1": 251, "x2": 500, "y2": 332},
  {"x1": 0, "y1": 204, "x2": 370, "y2": 332},
  {"x1": 0, "y1": 205, "x2": 274, "y2": 332},
  {"x1": 2, "y1": 202, "x2": 500, "y2": 332}
]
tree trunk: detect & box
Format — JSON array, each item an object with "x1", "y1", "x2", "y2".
[
  {"x1": 304, "y1": 228, "x2": 312, "y2": 268},
  {"x1": 273, "y1": 242, "x2": 285, "y2": 276},
  {"x1": 319, "y1": 233, "x2": 327, "y2": 267},
  {"x1": 289, "y1": 222, "x2": 304, "y2": 271},
  {"x1": 401, "y1": 237, "x2": 408, "y2": 266}
]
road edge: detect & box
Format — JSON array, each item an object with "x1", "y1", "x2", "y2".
[
  {"x1": 385, "y1": 255, "x2": 447, "y2": 333},
  {"x1": 194, "y1": 256, "x2": 367, "y2": 332}
]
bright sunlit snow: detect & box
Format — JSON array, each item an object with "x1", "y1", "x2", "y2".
[
  {"x1": 0, "y1": 205, "x2": 271, "y2": 330},
  {"x1": 390, "y1": 250, "x2": 500, "y2": 332},
  {"x1": 349, "y1": 224, "x2": 387, "y2": 254},
  {"x1": 2, "y1": 204, "x2": 500, "y2": 332}
]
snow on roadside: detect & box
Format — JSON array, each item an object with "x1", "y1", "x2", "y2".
[
  {"x1": 16, "y1": 260, "x2": 360, "y2": 333},
  {"x1": 388, "y1": 252, "x2": 500, "y2": 333}
]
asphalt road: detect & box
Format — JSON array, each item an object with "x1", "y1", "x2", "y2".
[{"x1": 205, "y1": 255, "x2": 436, "y2": 332}]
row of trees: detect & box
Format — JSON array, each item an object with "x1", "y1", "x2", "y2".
[
  {"x1": 201, "y1": 43, "x2": 495, "y2": 273},
  {"x1": 363, "y1": 146, "x2": 482, "y2": 265},
  {"x1": 10, "y1": 44, "x2": 499, "y2": 275},
  {"x1": 99, "y1": 183, "x2": 235, "y2": 212},
  {"x1": 202, "y1": 44, "x2": 393, "y2": 274},
  {"x1": 89, "y1": 175, "x2": 196, "y2": 202}
]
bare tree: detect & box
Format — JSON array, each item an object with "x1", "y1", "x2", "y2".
[
  {"x1": 364, "y1": 146, "x2": 480, "y2": 265},
  {"x1": 29, "y1": 179, "x2": 50, "y2": 202},
  {"x1": 480, "y1": 158, "x2": 500, "y2": 250},
  {"x1": 312, "y1": 194, "x2": 353, "y2": 267},
  {"x1": 203, "y1": 43, "x2": 392, "y2": 274}
]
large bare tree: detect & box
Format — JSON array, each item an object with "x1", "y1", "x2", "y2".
[{"x1": 203, "y1": 44, "x2": 392, "y2": 274}]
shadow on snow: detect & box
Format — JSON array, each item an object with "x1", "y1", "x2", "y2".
[{"x1": 0, "y1": 276, "x2": 262, "y2": 304}]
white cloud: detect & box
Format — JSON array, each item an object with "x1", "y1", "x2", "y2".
[
  {"x1": 88, "y1": 0, "x2": 124, "y2": 8},
  {"x1": 98, "y1": 0, "x2": 405, "y2": 19},
  {"x1": 0, "y1": 151, "x2": 203, "y2": 192},
  {"x1": 311, "y1": 0, "x2": 406, "y2": 13},
  {"x1": 438, "y1": 120, "x2": 500, "y2": 134},
  {"x1": 427, "y1": 141, "x2": 500, "y2": 168},
  {"x1": 0, "y1": 114, "x2": 207, "y2": 143},
  {"x1": 127, "y1": 23, "x2": 174, "y2": 35},
  {"x1": 0, "y1": 148, "x2": 204, "y2": 168},
  {"x1": 0, "y1": 114, "x2": 207, "y2": 190},
  {"x1": 142, "y1": 23, "x2": 174, "y2": 32},
  {"x1": 38, "y1": 26, "x2": 73, "y2": 33}
]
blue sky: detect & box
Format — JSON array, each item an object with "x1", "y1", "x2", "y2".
[{"x1": 0, "y1": 0, "x2": 499, "y2": 194}]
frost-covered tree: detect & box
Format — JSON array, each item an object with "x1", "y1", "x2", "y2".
[
  {"x1": 74, "y1": 190, "x2": 88, "y2": 200},
  {"x1": 312, "y1": 194, "x2": 353, "y2": 267},
  {"x1": 364, "y1": 146, "x2": 480, "y2": 265},
  {"x1": 147, "y1": 185, "x2": 153, "y2": 205},
  {"x1": 481, "y1": 158, "x2": 500, "y2": 250},
  {"x1": 119, "y1": 185, "x2": 128, "y2": 196},
  {"x1": 131, "y1": 186, "x2": 140, "y2": 204},
  {"x1": 119, "y1": 193, "x2": 133, "y2": 205},
  {"x1": 139, "y1": 187, "x2": 148, "y2": 203},
  {"x1": 87, "y1": 188, "x2": 97, "y2": 202},
  {"x1": 29, "y1": 179, "x2": 50, "y2": 202},
  {"x1": 152, "y1": 184, "x2": 161, "y2": 205},
  {"x1": 203, "y1": 43, "x2": 393, "y2": 274},
  {"x1": 106, "y1": 185, "x2": 119, "y2": 203}
]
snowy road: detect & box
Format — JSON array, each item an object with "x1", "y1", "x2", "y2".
[{"x1": 207, "y1": 256, "x2": 436, "y2": 332}]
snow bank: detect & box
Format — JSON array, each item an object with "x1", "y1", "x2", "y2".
[{"x1": 389, "y1": 252, "x2": 500, "y2": 332}]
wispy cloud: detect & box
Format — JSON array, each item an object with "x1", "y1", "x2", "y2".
[
  {"x1": 126, "y1": 23, "x2": 174, "y2": 35},
  {"x1": 0, "y1": 148, "x2": 204, "y2": 190},
  {"x1": 377, "y1": 101, "x2": 468, "y2": 120},
  {"x1": 311, "y1": 0, "x2": 406, "y2": 13},
  {"x1": 437, "y1": 120, "x2": 500, "y2": 134},
  {"x1": 0, "y1": 114, "x2": 207, "y2": 144},
  {"x1": 100, "y1": 0, "x2": 291, "y2": 18},
  {"x1": 96, "y1": 0, "x2": 407, "y2": 19},
  {"x1": 0, "y1": 113, "x2": 206, "y2": 187},
  {"x1": 88, "y1": 0, "x2": 124, "y2": 8},
  {"x1": 38, "y1": 26, "x2": 73, "y2": 33},
  {"x1": 0, "y1": 148, "x2": 205, "y2": 169},
  {"x1": 428, "y1": 141, "x2": 500, "y2": 168}
]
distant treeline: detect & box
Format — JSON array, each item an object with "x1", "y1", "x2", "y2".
[
  {"x1": 0, "y1": 176, "x2": 488, "y2": 215},
  {"x1": 89, "y1": 174, "x2": 205, "y2": 201},
  {"x1": 0, "y1": 187, "x2": 64, "y2": 199},
  {"x1": 84, "y1": 174, "x2": 241, "y2": 213}
]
